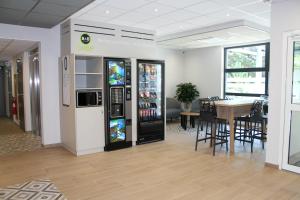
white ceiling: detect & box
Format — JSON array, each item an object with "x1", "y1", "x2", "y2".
[
  {"x1": 0, "y1": 39, "x2": 37, "y2": 60},
  {"x1": 72, "y1": 0, "x2": 271, "y2": 36},
  {"x1": 157, "y1": 20, "x2": 269, "y2": 49}
]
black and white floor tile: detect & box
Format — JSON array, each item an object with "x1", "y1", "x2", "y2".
[
  {"x1": 0, "y1": 117, "x2": 42, "y2": 156},
  {"x1": 0, "y1": 179, "x2": 66, "y2": 200}
]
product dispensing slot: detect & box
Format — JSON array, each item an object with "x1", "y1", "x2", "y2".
[
  {"x1": 126, "y1": 87, "x2": 131, "y2": 100},
  {"x1": 125, "y1": 63, "x2": 131, "y2": 85},
  {"x1": 110, "y1": 87, "x2": 124, "y2": 118}
]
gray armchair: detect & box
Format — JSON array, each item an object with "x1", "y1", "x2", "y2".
[
  {"x1": 191, "y1": 99, "x2": 201, "y2": 113},
  {"x1": 166, "y1": 98, "x2": 181, "y2": 121}
]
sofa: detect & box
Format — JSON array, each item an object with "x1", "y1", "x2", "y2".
[
  {"x1": 191, "y1": 99, "x2": 201, "y2": 113},
  {"x1": 166, "y1": 98, "x2": 181, "y2": 121}
]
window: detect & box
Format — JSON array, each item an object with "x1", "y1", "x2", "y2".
[{"x1": 224, "y1": 43, "x2": 270, "y2": 97}]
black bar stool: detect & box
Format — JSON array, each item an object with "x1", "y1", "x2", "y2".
[
  {"x1": 195, "y1": 99, "x2": 228, "y2": 156},
  {"x1": 234, "y1": 100, "x2": 267, "y2": 153}
]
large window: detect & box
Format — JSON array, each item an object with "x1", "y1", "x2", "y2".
[{"x1": 224, "y1": 43, "x2": 270, "y2": 97}]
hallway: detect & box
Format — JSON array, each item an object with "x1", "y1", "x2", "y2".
[{"x1": 0, "y1": 117, "x2": 41, "y2": 155}]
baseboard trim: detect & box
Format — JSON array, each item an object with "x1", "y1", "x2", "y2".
[
  {"x1": 76, "y1": 147, "x2": 104, "y2": 156},
  {"x1": 42, "y1": 143, "x2": 62, "y2": 148},
  {"x1": 61, "y1": 144, "x2": 77, "y2": 155},
  {"x1": 265, "y1": 162, "x2": 279, "y2": 169},
  {"x1": 132, "y1": 141, "x2": 136, "y2": 146}
]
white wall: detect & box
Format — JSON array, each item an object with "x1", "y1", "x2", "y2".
[
  {"x1": 0, "y1": 23, "x2": 61, "y2": 145},
  {"x1": 183, "y1": 47, "x2": 223, "y2": 98},
  {"x1": 267, "y1": 0, "x2": 300, "y2": 165},
  {"x1": 40, "y1": 25, "x2": 61, "y2": 145},
  {"x1": 161, "y1": 49, "x2": 185, "y2": 98}
]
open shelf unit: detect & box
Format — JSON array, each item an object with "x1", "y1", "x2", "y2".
[{"x1": 75, "y1": 56, "x2": 103, "y2": 90}]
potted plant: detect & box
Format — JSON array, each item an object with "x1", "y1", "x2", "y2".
[{"x1": 175, "y1": 82, "x2": 199, "y2": 112}]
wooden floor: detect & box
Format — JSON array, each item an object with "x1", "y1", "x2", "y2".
[{"x1": 1, "y1": 125, "x2": 300, "y2": 200}]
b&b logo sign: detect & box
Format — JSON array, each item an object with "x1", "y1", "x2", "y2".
[
  {"x1": 77, "y1": 33, "x2": 94, "y2": 52},
  {"x1": 81, "y1": 33, "x2": 90, "y2": 44}
]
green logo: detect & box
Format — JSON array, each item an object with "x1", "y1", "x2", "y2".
[{"x1": 81, "y1": 33, "x2": 90, "y2": 44}]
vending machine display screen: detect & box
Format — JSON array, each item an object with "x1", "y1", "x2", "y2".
[
  {"x1": 110, "y1": 118, "x2": 126, "y2": 143},
  {"x1": 108, "y1": 61, "x2": 125, "y2": 86}
]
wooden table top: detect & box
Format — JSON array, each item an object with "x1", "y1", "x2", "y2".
[
  {"x1": 180, "y1": 112, "x2": 200, "y2": 116},
  {"x1": 214, "y1": 100, "x2": 254, "y2": 107}
]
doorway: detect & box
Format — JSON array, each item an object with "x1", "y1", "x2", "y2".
[{"x1": 0, "y1": 39, "x2": 42, "y2": 155}]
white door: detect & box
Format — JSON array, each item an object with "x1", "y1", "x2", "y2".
[{"x1": 282, "y1": 36, "x2": 300, "y2": 173}]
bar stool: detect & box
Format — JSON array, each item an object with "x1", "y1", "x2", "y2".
[
  {"x1": 234, "y1": 100, "x2": 266, "y2": 153},
  {"x1": 207, "y1": 96, "x2": 230, "y2": 144},
  {"x1": 195, "y1": 100, "x2": 228, "y2": 156}
]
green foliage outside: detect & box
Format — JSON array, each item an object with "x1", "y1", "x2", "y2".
[
  {"x1": 227, "y1": 52, "x2": 256, "y2": 68},
  {"x1": 294, "y1": 43, "x2": 300, "y2": 69},
  {"x1": 227, "y1": 51, "x2": 257, "y2": 78}
]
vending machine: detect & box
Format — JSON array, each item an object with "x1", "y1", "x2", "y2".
[
  {"x1": 104, "y1": 58, "x2": 132, "y2": 151},
  {"x1": 137, "y1": 59, "x2": 165, "y2": 144}
]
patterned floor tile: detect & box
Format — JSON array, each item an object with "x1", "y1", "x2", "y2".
[
  {"x1": 0, "y1": 180, "x2": 66, "y2": 200},
  {"x1": 0, "y1": 189, "x2": 19, "y2": 199},
  {"x1": 0, "y1": 118, "x2": 41, "y2": 156}
]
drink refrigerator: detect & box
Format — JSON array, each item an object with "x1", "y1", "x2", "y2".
[
  {"x1": 137, "y1": 59, "x2": 165, "y2": 144},
  {"x1": 104, "y1": 58, "x2": 132, "y2": 151}
]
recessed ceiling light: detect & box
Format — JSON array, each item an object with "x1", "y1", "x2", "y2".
[
  {"x1": 226, "y1": 13, "x2": 230, "y2": 17},
  {"x1": 105, "y1": 10, "x2": 110, "y2": 14},
  {"x1": 154, "y1": 8, "x2": 159, "y2": 12}
]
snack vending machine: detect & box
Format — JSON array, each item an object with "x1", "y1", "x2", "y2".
[
  {"x1": 137, "y1": 59, "x2": 165, "y2": 144},
  {"x1": 104, "y1": 58, "x2": 132, "y2": 151}
]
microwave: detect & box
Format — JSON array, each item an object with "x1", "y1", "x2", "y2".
[{"x1": 76, "y1": 90, "x2": 102, "y2": 107}]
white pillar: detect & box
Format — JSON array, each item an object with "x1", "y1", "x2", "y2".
[{"x1": 23, "y1": 51, "x2": 32, "y2": 132}]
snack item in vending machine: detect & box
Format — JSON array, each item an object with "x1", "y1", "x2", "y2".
[{"x1": 145, "y1": 91, "x2": 150, "y2": 98}]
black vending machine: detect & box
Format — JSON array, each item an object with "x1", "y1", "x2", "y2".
[
  {"x1": 137, "y1": 59, "x2": 165, "y2": 144},
  {"x1": 104, "y1": 58, "x2": 132, "y2": 151}
]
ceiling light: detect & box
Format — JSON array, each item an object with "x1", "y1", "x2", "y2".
[
  {"x1": 179, "y1": 25, "x2": 184, "y2": 29},
  {"x1": 195, "y1": 36, "x2": 214, "y2": 42},
  {"x1": 105, "y1": 10, "x2": 110, "y2": 14},
  {"x1": 154, "y1": 8, "x2": 158, "y2": 12},
  {"x1": 226, "y1": 13, "x2": 230, "y2": 17},
  {"x1": 195, "y1": 37, "x2": 227, "y2": 44}
]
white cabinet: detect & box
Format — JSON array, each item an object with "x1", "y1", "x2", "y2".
[
  {"x1": 76, "y1": 107, "x2": 105, "y2": 155},
  {"x1": 60, "y1": 54, "x2": 105, "y2": 156}
]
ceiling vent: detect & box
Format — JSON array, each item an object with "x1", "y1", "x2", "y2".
[
  {"x1": 120, "y1": 29, "x2": 155, "y2": 41},
  {"x1": 74, "y1": 23, "x2": 116, "y2": 37}
]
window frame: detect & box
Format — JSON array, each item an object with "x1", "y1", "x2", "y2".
[{"x1": 223, "y1": 42, "x2": 270, "y2": 97}]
